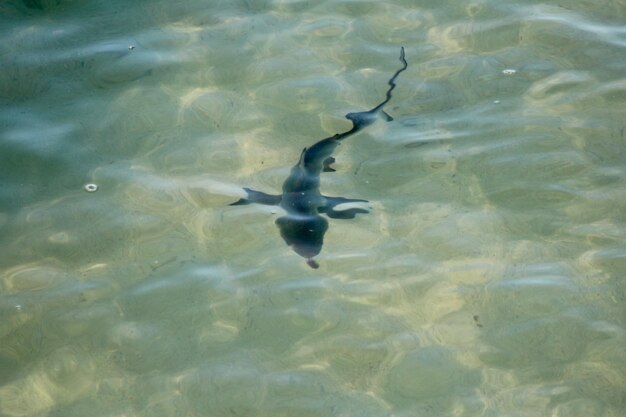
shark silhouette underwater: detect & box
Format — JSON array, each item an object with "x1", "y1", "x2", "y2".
[{"x1": 230, "y1": 47, "x2": 408, "y2": 268}]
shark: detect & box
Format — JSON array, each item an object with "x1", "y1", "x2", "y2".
[{"x1": 231, "y1": 47, "x2": 408, "y2": 268}]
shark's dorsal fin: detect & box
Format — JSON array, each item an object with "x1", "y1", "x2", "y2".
[{"x1": 297, "y1": 147, "x2": 307, "y2": 165}]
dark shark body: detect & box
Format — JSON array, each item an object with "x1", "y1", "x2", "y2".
[{"x1": 231, "y1": 48, "x2": 408, "y2": 268}]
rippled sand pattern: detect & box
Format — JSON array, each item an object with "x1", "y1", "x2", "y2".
[{"x1": 0, "y1": 0, "x2": 625, "y2": 416}]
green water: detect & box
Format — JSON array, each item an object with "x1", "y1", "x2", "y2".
[{"x1": 1, "y1": 0, "x2": 625, "y2": 416}]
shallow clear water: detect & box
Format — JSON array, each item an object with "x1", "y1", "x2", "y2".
[{"x1": 1, "y1": 0, "x2": 625, "y2": 416}]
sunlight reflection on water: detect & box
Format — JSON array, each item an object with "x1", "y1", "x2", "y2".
[{"x1": 1, "y1": 0, "x2": 625, "y2": 416}]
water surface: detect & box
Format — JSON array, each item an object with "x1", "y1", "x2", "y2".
[{"x1": 1, "y1": 0, "x2": 625, "y2": 416}]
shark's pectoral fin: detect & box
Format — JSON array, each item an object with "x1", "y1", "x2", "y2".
[
  {"x1": 323, "y1": 196, "x2": 369, "y2": 207},
  {"x1": 323, "y1": 157, "x2": 336, "y2": 172},
  {"x1": 229, "y1": 198, "x2": 250, "y2": 206},
  {"x1": 325, "y1": 207, "x2": 369, "y2": 219},
  {"x1": 381, "y1": 110, "x2": 394, "y2": 122},
  {"x1": 230, "y1": 187, "x2": 281, "y2": 206},
  {"x1": 319, "y1": 196, "x2": 370, "y2": 219}
]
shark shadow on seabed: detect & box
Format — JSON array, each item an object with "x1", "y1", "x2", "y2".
[{"x1": 230, "y1": 47, "x2": 408, "y2": 268}]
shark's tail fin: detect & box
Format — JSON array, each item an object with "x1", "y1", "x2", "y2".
[
  {"x1": 341, "y1": 47, "x2": 407, "y2": 133},
  {"x1": 371, "y1": 46, "x2": 408, "y2": 113}
]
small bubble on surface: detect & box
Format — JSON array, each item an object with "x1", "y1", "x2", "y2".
[{"x1": 84, "y1": 183, "x2": 98, "y2": 192}]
